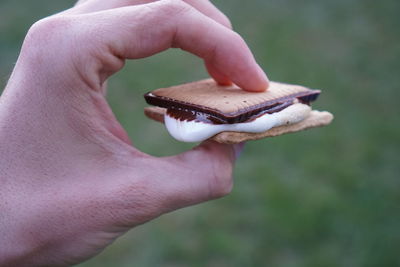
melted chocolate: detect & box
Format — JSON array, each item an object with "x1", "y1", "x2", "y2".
[
  {"x1": 166, "y1": 100, "x2": 296, "y2": 124},
  {"x1": 166, "y1": 108, "x2": 222, "y2": 124},
  {"x1": 298, "y1": 93, "x2": 319, "y2": 104}
]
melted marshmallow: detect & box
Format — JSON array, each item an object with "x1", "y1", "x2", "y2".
[{"x1": 164, "y1": 103, "x2": 312, "y2": 142}]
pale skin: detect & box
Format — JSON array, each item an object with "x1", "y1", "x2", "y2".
[{"x1": 0, "y1": 0, "x2": 269, "y2": 266}]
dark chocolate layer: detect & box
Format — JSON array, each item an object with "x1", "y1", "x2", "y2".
[
  {"x1": 144, "y1": 90, "x2": 320, "y2": 124},
  {"x1": 166, "y1": 100, "x2": 295, "y2": 124}
]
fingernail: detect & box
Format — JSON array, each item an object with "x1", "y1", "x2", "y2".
[
  {"x1": 258, "y1": 65, "x2": 270, "y2": 90},
  {"x1": 233, "y1": 142, "x2": 246, "y2": 159}
]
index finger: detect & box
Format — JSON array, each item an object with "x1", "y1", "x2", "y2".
[
  {"x1": 76, "y1": 0, "x2": 269, "y2": 91},
  {"x1": 70, "y1": 0, "x2": 232, "y2": 29}
]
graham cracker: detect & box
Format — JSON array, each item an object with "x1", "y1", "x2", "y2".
[
  {"x1": 146, "y1": 79, "x2": 319, "y2": 115},
  {"x1": 144, "y1": 106, "x2": 334, "y2": 144}
]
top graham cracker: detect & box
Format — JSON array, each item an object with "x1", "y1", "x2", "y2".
[{"x1": 144, "y1": 79, "x2": 320, "y2": 116}]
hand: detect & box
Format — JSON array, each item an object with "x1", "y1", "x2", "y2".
[{"x1": 0, "y1": 0, "x2": 268, "y2": 266}]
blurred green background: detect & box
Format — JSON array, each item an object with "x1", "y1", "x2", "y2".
[{"x1": 1, "y1": 0, "x2": 399, "y2": 266}]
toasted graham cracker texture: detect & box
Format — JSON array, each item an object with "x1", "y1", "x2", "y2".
[
  {"x1": 147, "y1": 79, "x2": 319, "y2": 115},
  {"x1": 144, "y1": 107, "x2": 334, "y2": 144}
]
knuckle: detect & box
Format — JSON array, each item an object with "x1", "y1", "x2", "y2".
[
  {"x1": 104, "y1": 175, "x2": 162, "y2": 227},
  {"x1": 220, "y1": 14, "x2": 233, "y2": 29},
  {"x1": 75, "y1": 0, "x2": 89, "y2": 6},
  {"x1": 231, "y1": 31, "x2": 245, "y2": 44},
  {"x1": 229, "y1": 31, "x2": 249, "y2": 56},
  {"x1": 160, "y1": 0, "x2": 193, "y2": 17},
  {"x1": 210, "y1": 168, "x2": 233, "y2": 198},
  {"x1": 25, "y1": 16, "x2": 72, "y2": 46},
  {"x1": 22, "y1": 16, "x2": 74, "y2": 59},
  {"x1": 206, "y1": 153, "x2": 234, "y2": 198}
]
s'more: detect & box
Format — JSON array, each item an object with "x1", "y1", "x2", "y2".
[{"x1": 143, "y1": 79, "x2": 333, "y2": 144}]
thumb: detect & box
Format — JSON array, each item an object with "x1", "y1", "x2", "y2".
[
  {"x1": 96, "y1": 141, "x2": 245, "y2": 228},
  {"x1": 154, "y1": 141, "x2": 243, "y2": 213}
]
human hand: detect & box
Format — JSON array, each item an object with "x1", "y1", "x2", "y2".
[{"x1": 0, "y1": 0, "x2": 268, "y2": 266}]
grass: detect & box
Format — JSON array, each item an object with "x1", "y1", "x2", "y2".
[{"x1": 1, "y1": 0, "x2": 399, "y2": 266}]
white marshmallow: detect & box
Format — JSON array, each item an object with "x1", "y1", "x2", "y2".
[{"x1": 164, "y1": 103, "x2": 312, "y2": 142}]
